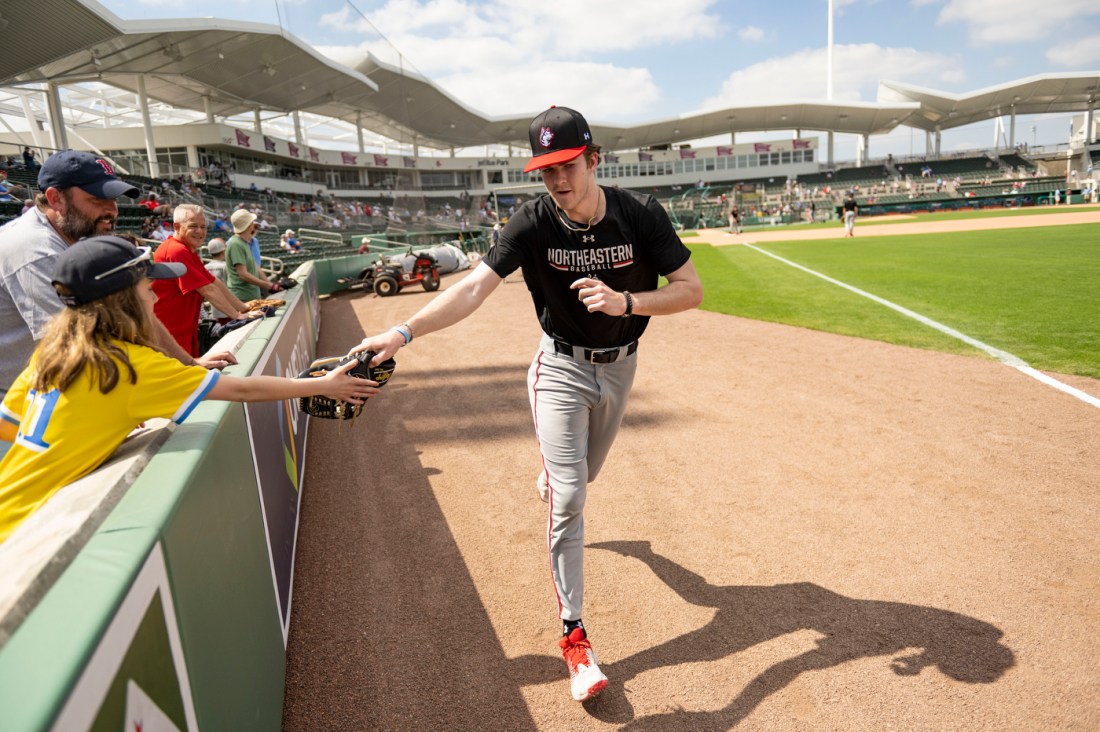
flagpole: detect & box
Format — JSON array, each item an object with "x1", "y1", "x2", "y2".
[{"x1": 827, "y1": 0, "x2": 834, "y2": 101}]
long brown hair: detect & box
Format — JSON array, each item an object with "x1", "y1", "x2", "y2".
[{"x1": 32, "y1": 283, "x2": 157, "y2": 394}]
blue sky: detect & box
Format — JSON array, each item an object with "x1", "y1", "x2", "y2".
[{"x1": 97, "y1": 0, "x2": 1100, "y2": 157}]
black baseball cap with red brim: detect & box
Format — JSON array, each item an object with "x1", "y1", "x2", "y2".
[{"x1": 524, "y1": 106, "x2": 593, "y2": 173}]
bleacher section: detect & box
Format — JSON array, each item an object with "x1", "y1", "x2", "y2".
[{"x1": 995, "y1": 154, "x2": 1037, "y2": 172}]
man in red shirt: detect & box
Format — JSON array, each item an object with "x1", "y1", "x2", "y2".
[{"x1": 153, "y1": 203, "x2": 260, "y2": 356}]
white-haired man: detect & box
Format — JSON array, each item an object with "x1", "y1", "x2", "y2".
[{"x1": 153, "y1": 204, "x2": 260, "y2": 357}]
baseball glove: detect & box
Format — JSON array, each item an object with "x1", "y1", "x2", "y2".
[
  {"x1": 276, "y1": 276, "x2": 299, "y2": 290},
  {"x1": 297, "y1": 350, "x2": 396, "y2": 420},
  {"x1": 248, "y1": 298, "x2": 285, "y2": 310}
]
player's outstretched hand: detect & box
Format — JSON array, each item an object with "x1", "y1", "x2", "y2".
[
  {"x1": 571, "y1": 277, "x2": 629, "y2": 316},
  {"x1": 315, "y1": 358, "x2": 380, "y2": 404},
  {"x1": 348, "y1": 329, "x2": 405, "y2": 366}
]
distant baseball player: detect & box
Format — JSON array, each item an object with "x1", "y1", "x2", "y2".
[
  {"x1": 843, "y1": 193, "x2": 858, "y2": 236},
  {"x1": 0, "y1": 235, "x2": 378, "y2": 545},
  {"x1": 351, "y1": 105, "x2": 703, "y2": 702}
]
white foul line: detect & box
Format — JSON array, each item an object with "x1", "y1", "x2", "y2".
[{"x1": 743, "y1": 242, "x2": 1100, "y2": 411}]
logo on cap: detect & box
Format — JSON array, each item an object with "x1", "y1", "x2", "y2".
[
  {"x1": 539, "y1": 127, "x2": 555, "y2": 149},
  {"x1": 96, "y1": 159, "x2": 114, "y2": 176}
]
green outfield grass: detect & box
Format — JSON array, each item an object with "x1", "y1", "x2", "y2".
[{"x1": 692, "y1": 223, "x2": 1099, "y2": 379}]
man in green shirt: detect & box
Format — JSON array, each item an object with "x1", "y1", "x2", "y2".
[{"x1": 226, "y1": 209, "x2": 280, "y2": 301}]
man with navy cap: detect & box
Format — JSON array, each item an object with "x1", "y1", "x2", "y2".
[
  {"x1": 0, "y1": 150, "x2": 232, "y2": 394},
  {"x1": 349, "y1": 106, "x2": 703, "y2": 703}
]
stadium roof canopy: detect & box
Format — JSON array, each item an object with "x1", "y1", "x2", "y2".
[
  {"x1": 878, "y1": 73, "x2": 1100, "y2": 132},
  {"x1": 0, "y1": 0, "x2": 1095, "y2": 153}
]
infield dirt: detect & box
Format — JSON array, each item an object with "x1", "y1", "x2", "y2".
[{"x1": 283, "y1": 210, "x2": 1100, "y2": 731}]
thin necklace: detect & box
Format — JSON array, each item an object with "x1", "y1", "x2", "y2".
[{"x1": 556, "y1": 188, "x2": 603, "y2": 232}]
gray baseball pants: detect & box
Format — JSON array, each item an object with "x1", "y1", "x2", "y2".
[{"x1": 528, "y1": 332, "x2": 638, "y2": 621}]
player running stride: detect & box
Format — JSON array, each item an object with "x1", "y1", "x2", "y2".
[{"x1": 351, "y1": 106, "x2": 703, "y2": 702}]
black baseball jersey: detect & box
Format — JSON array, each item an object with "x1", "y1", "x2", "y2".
[{"x1": 484, "y1": 186, "x2": 691, "y2": 349}]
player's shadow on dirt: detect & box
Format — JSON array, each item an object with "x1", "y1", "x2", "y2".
[{"x1": 512, "y1": 540, "x2": 1014, "y2": 731}]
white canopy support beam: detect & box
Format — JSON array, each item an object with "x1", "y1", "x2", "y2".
[
  {"x1": 45, "y1": 82, "x2": 69, "y2": 151},
  {"x1": 17, "y1": 90, "x2": 48, "y2": 150},
  {"x1": 136, "y1": 75, "x2": 159, "y2": 177}
]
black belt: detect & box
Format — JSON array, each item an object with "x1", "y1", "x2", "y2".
[{"x1": 554, "y1": 339, "x2": 638, "y2": 364}]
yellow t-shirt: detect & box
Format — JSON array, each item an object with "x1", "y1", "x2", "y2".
[{"x1": 0, "y1": 342, "x2": 219, "y2": 544}]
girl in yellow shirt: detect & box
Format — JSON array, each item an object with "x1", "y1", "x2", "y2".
[{"x1": 0, "y1": 235, "x2": 377, "y2": 543}]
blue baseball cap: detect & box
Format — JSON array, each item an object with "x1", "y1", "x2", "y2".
[
  {"x1": 38, "y1": 150, "x2": 139, "y2": 199},
  {"x1": 52, "y1": 235, "x2": 184, "y2": 306}
]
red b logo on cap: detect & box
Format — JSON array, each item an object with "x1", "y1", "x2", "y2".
[{"x1": 95, "y1": 159, "x2": 114, "y2": 176}]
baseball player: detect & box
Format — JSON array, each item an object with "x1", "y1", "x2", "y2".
[
  {"x1": 351, "y1": 105, "x2": 703, "y2": 702},
  {"x1": 843, "y1": 193, "x2": 858, "y2": 236}
]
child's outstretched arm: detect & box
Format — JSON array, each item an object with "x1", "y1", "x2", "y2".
[{"x1": 207, "y1": 358, "x2": 379, "y2": 405}]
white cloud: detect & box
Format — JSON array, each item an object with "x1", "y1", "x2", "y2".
[
  {"x1": 701, "y1": 44, "x2": 963, "y2": 108},
  {"x1": 321, "y1": 0, "x2": 721, "y2": 58},
  {"x1": 1046, "y1": 33, "x2": 1100, "y2": 67},
  {"x1": 936, "y1": 0, "x2": 1100, "y2": 44},
  {"x1": 434, "y1": 63, "x2": 663, "y2": 119},
  {"x1": 314, "y1": 0, "x2": 722, "y2": 117},
  {"x1": 316, "y1": 43, "x2": 662, "y2": 119},
  {"x1": 738, "y1": 26, "x2": 765, "y2": 42}
]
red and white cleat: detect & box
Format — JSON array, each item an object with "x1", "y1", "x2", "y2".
[{"x1": 559, "y1": 627, "x2": 608, "y2": 702}]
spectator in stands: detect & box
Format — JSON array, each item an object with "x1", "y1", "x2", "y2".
[
  {"x1": 226, "y1": 209, "x2": 281, "y2": 303},
  {"x1": 0, "y1": 171, "x2": 14, "y2": 201},
  {"x1": 842, "y1": 193, "x2": 858, "y2": 237},
  {"x1": 152, "y1": 204, "x2": 262, "y2": 357},
  {"x1": 141, "y1": 192, "x2": 160, "y2": 212},
  {"x1": 20, "y1": 199, "x2": 33, "y2": 216},
  {"x1": 150, "y1": 219, "x2": 173, "y2": 242},
  {"x1": 203, "y1": 238, "x2": 231, "y2": 322},
  {"x1": 0, "y1": 150, "x2": 232, "y2": 395},
  {"x1": 280, "y1": 229, "x2": 304, "y2": 253},
  {"x1": 0, "y1": 235, "x2": 378, "y2": 544},
  {"x1": 213, "y1": 213, "x2": 232, "y2": 236},
  {"x1": 22, "y1": 147, "x2": 37, "y2": 171}
]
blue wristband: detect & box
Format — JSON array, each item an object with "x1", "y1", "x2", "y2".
[{"x1": 391, "y1": 325, "x2": 411, "y2": 345}]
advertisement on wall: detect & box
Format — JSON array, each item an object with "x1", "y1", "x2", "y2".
[
  {"x1": 49, "y1": 544, "x2": 198, "y2": 732},
  {"x1": 241, "y1": 277, "x2": 319, "y2": 643}
]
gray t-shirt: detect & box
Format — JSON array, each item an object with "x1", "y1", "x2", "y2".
[
  {"x1": 204, "y1": 259, "x2": 229, "y2": 319},
  {"x1": 0, "y1": 207, "x2": 67, "y2": 391}
]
